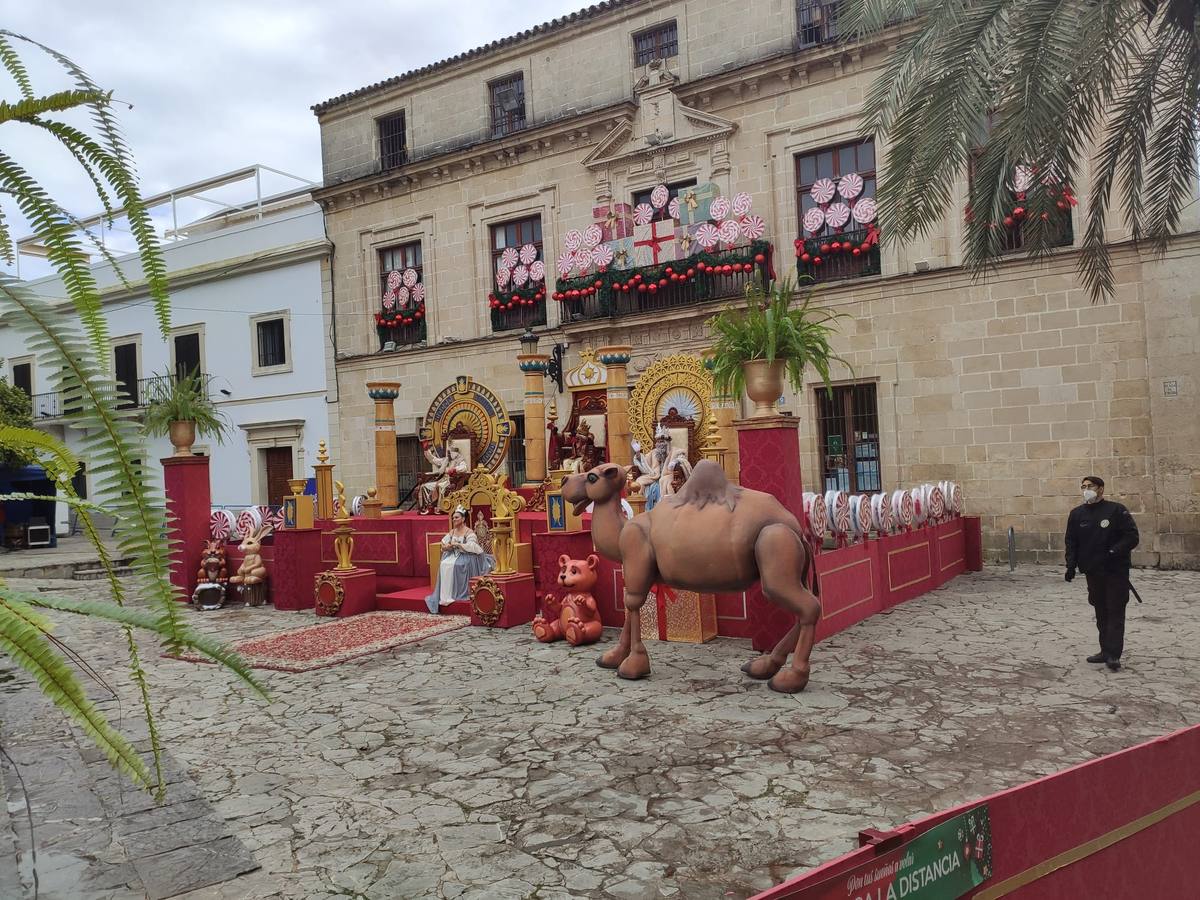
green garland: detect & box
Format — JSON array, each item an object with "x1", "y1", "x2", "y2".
[{"x1": 552, "y1": 240, "x2": 773, "y2": 305}]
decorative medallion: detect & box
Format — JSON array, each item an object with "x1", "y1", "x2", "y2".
[
  {"x1": 564, "y1": 346, "x2": 609, "y2": 391},
  {"x1": 470, "y1": 576, "x2": 506, "y2": 627},
  {"x1": 314, "y1": 572, "x2": 346, "y2": 616},
  {"x1": 628, "y1": 354, "x2": 714, "y2": 449},
  {"x1": 418, "y1": 376, "x2": 513, "y2": 474}
]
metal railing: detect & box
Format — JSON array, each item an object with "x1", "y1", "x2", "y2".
[
  {"x1": 796, "y1": 228, "x2": 881, "y2": 282},
  {"x1": 378, "y1": 319, "x2": 427, "y2": 351},
  {"x1": 796, "y1": 0, "x2": 841, "y2": 48},
  {"x1": 30, "y1": 373, "x2": 213, "y2": 419}
]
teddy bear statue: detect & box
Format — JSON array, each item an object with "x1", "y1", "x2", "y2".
[{"x1": 532, "y1": 554, "x2": 604, "y2": 646}]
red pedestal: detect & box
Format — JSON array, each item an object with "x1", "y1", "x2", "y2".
[
  {"x1": 314, "y1": 567, "x2": 378, "y2": 618},
  {"x1": 735, "y1": 416, "x2": 806, "y2": 652},
  {"x1": 162, "y1": 455, "x2": 211, "y2": 600},
  {"x1": 470, "y1": 572, "x2": 536, "y2": 628},
  {"x1": 272, "y1": 528, "x2": 322, "y2": 610}
]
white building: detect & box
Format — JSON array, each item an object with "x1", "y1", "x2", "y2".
[{"x1": 3, "y1": 166, "x2": 333, "y2": 533}]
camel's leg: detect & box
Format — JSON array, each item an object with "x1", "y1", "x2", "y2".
[
  {"x1": 616, "y1": 586, "x2": 652, "y2": 680},
  {"x1": 753, "y1": 524, "x2": 821, "y2": 694},
  {"x1": 596, "y1": 614, "x2": 631, "y2": 668},
  {"x1": 741, "y1": 621, "x2": 801, "y2": 680},
  {"x1": 597, "y1": 524, "x2": 656, "y2": 678}
]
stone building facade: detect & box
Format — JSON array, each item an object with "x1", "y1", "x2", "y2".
[{"x1": 313, "y1": 0, "x2": 1200, "y2": 568}]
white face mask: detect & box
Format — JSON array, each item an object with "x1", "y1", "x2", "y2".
[{"x1": 1082, "y1": 488, "x2": 1098, "y2": 503}]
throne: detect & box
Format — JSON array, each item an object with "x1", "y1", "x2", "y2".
[
  {"x1": 659, "y1": 406, "x2": 699, "y2": 465},
  {"x1": 425, "y1": 466, "x2": 533, "y2": 585}
]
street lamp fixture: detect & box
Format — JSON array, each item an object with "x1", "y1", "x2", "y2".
[{"x1": 517, "y1": 328, "x2": 566, "y2": 394}]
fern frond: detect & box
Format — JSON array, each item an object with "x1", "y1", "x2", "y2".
[
  {"x1": 0, "y1": 423, "x2": 79, "y2": 477},
  {"x1": 0, "y1": 593, "x2": 152, "y2": 789},
  {"x1": 0, "y1": 89, "x2": 108, "y2": 124},
  {"x1": 0, "y1": 34, "x2": 34, "y2": 100}
]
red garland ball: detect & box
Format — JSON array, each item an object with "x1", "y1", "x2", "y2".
[
  {"x1": 637, "y1": 284, "x2": 647, "y2": 292},
  {"x1": 1003, "y1": 215, "x2": 1014, "y2": 227},
  {"x1": 506, "y1": 302, "x2": 515, "y2": 310},
  {"x1": 598, "y1": 265, "x2": 607, "y2": 273},
  {"x1": 634, "y1": 273, "x2": 643, "y2": 282},
  {"x1": 754, "y1": 253, "x2": 765, "y2": 263},
  {"x1": 731, "y1": 263, "x2": 741, "y2": 273},
  {"x1": 813, "y1": 256, "x2": 823, "y2": 265},
  {"x1": 820, "y1": 243, "x2": 831, "y2": 254},
  {"x1": 665, "y1": 267, "x2": 674, "y2": 275},
  {"x1": 831, "y1": 241, "x2": 841, "y2": 251},
  {"x1": 594, "y1": 280, "x2": 602, "y2": 288},
  {"x1": 722, "y1": 264, "x2": 733, "y2": 275},
  {"x1": 415, "y1": 310, "x2": 424, "y2": 319},
  {"x1": 1056, "y1": 200, "x2": 1067, "y2": 210},
  {"x1": 404, "y1": 317, "x2": 413, "y2": 325},
  {"x1": 800, "y1": 252, "x2": 811, "y2": 262},
  {"x1": 1013, "y1": 207, "x2": 1026, "y2": 219},
  {"x1": 852, "y1": 248, "x2": 861, "y2": 257},
  {"x1": 860, "y1": 242, "x2": 870, "y2": 252},
  {"x1": 648, "y1": 283, "x2": 657, "y2": 292},
  {"x1": 686, "y1": 268, "x2": 695, "y2": 277}
]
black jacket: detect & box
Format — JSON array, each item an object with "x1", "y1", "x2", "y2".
[{"x1": 1065, "y1": 499, "x2": 1139, "y2": 574}]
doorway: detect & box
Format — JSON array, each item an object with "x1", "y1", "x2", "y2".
[{"x1": 262, "y1": 447, "x2": 294, "y2": 507}]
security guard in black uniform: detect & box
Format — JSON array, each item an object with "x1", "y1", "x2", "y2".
[{"x1": 1064, "y1": 476, "x2": 1139, "y2": 671}]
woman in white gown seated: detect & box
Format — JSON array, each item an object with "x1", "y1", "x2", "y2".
[{"x1": 425, "y1": 506, "x2": 495, "y2": 613}]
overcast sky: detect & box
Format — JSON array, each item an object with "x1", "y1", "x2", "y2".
[{"x1": 2, "y1": 0, "x2": 587, "y2": 277}]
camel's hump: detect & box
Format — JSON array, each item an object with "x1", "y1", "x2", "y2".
[{"x1": 672, "y1": 460, "x2": 742, "y2": 511}]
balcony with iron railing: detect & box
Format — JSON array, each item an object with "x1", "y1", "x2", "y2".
[
  {"x1": 30, "y1": 373, "x2": 214, "y2": 421},
  {"x1": 552, "y1": 241, "x2": 773, "y2": 326}
]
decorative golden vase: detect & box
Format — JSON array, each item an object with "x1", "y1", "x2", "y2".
[
  {"x1": 742, "y1": 360, "x2": 786, "y2": 418},
  {"x1": 168, "y1": 420, "x2": 196, "y2": 457}
]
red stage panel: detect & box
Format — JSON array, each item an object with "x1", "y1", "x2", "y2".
[
  {"x1": 881, "y1": 528, "x2": 935, "y2": 608},
  {"x1": 814, "y1": 543, "x2": 879, "y2": 641},
  {"x1": 753, "y1": 723, "x2": 1200, "y2": 899}
]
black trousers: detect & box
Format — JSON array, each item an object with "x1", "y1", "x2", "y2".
[{"x1": 1085, "y1": 571, "x2": 1130, "y2": 660}]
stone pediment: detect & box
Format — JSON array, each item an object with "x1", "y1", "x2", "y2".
[{"x1": 583, "y1": 61, "x2": 735, "y2": 169}]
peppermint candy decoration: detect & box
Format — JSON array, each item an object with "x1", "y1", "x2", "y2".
[
  {"x1": 851, "y1": 495, "x2": 873, "y2": 535},
  {"x1": 694, "y1": 223, "x2": 720, "y2": 249},
  {"x1": 529, "y1": 260, "x2": 545, "y2": 282},
  {"x1": 824, "y1": 202, "x2": 851, "y2": 228},
  {"x1": 259, "y1": 506, "x2": 285, "y2": 532},
  {"x1": 592, "y1": 244, "x2": 614, "y2": 267},
  {"x1": 826, "y1": 490, "x2": 851, "y2": 534},
  {"x1": 717, "y1": 219, "x2": 741, "y2": 245},
  {"x1": 351, "y1": 496, "x2": 365, "y2": 517},
  {"x1": 396, "y1": 286, "x2": 410, "y2": 307},
  {"x1": 512, "y1": 264, "x2": 529, "y2": 286},
  {"x1": 950, "y1": 482, "x2": 963, "y2": 514},
  {"x1": 632, "y1": 203, "x2": 655, "y2": 226},
  {"x1": 519, "y1": 243, "x2": 538, "y2": 265},
  {"x1": 650, "y1": 184, "x2": 670, "y2": 209},
  {"x1": 556, "y1": 251, "x2": 574, "y2": 277},
  {"x1": 732, "y1": 192, "x2": 753, "y2": 216},
  {"x1": 386, "y1": 270, "x2": 402, "y2": 291},
  {"x1": 892, "y1": 489, "x2": 914, "y2": 527},
  {"x1": 564, "y1": 229, "x2": 583, "y2": 252},
  {"x1": 573, "y1": 249, "x2": 593, "y2": 274},
  {"x1": 496, "y1": 267, "x2": 511, "y2": 288},
  {"x1": 928, "y1": 484, "x2": 947, "y2": 520},
  {"x1": 236, "y1": 506, "x2": 263, "y2": 536},
  {"x1": 803, "y1": 492, "x2": 828, "y2": 541},
  {"x1": 499, "y1": 247, "x2": 519, "y2": 270},
  {"x1": 668, "y1": 197, "x2": 681, "y2": 220},
  {"x1": 810, "y1": 178, "x2": 836, "y2": 204},
  {"x1": 402, "y1": 268, "x2": 418, "y2": 288},
  {"x1": 1013, "y1": 164, "x2": 1034, "y2": 194},
  {"x1": 803, "y1": 207, "x2": 827, "y2": 234},
  {"x1": 739, "y1": 214, "x2": 765, "y2": 240},
  {"x1": 382, "y1": 289, "x2": 396, "y2": 311},
  {"x1": 583, "y1": 224, "x2": 603, "y2": 247},
  {"x1": 709, "y1": 196, "x2": 730, "y2": 221},
  {"x1": 411, "y1": 283, "x2": 426, "y2": 304},
  {"x1": 210, "y1": 509, "x2": 236, "y2": 542},
  {"x1": 837, "y1": 173, "x2": 864, "y2": 200},
  {"x1": 851, "y1": 197, "x2": 877, "y2": 224}
]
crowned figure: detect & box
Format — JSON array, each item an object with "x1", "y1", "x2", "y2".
[
  {"x1": 425, "y1": 505, "x2": 496, "y2": 613},
  {"x1": 632, "y1": 425, "x2": 672, "y2": 511}
]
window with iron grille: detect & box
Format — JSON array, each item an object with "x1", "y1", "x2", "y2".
[
  {"x1": 396, "y1": 435, "x2": 424, "y2": 505},
  {"x1": 490, "y1": 216, "x2": 546, "y2": 331},
  {"x1": 378, "y1": 111, "x2": 408, "y2": 171},
  {"x1": 633, "y1": 21, "x2": 678, "y2": 67},
  {"x1": 816, "y1": 383, "x2": 881, "y2": 494},
  {"x1": 256, "y1": 318, "x2": 287, "y2": 368},
  {"x1": 796, "y1": 139, "x2": 879, "y2": 280},
  {"x1": 796, "y1": 0, "x2": 840, "y2": 48},
  {"x1": 506, "y1": 414, "x2": 526, "y2": 487},
  {"x1": 489, "y1": 73, "x2": 526, "y2": 139},
  {"x1": 632, "y1": 179, "x2": 696, "y2": 223}
]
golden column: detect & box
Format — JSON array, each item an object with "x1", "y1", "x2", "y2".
[
  {"x1": 516, "y1": 330, "x2": 549, "y2": 487},
  {"x1": 365, "y1": 381, "x2": 402, "y2": 508},
  {"x1": 703, "y1": 354, "x2": 740, "y2": 483},
  {"x1": 597, "y1": 345, "x2": 633, "y2": 467},
  {"x1": 313, "y1": 440, "x2": 335, "y2": 519}
]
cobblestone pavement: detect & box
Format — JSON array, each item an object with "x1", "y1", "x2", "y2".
[{"x1": 1, "y1": 566, "x2": 1197, "y2": 899}]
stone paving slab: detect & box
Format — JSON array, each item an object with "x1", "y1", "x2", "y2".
[{"x1": 1, "y1": 566, "x2": 1197, "y2": 898}]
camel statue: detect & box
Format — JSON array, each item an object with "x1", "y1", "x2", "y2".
[{"x1": 561, "y1": 461, "x2": 821, "y2": 693}]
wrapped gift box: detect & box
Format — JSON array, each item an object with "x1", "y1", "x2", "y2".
[{"x1": 638, "y1": 585, "x2": 718, "y2": 643}]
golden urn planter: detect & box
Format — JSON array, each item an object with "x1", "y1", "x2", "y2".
[
  {"x1": 168, "y1": 419, "x2": 197, "y2": 457},
  {"x1": 743, "y1": 360, "x2": 785, "y2": 418}
]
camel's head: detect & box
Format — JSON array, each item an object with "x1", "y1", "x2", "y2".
[{"x1": 562, "y1": 463, "x2": 626, "y2": 516}]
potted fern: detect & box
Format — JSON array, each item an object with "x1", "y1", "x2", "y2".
[
  {"x1": 706, "y1": 275, "x2": 847, "y2": 417},
  {"x1": 142, "y1": 372, "x2": 230, "y2": 456}
]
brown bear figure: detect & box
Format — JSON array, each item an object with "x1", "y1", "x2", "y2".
[{"x1": 532, "y1": 554, "x2": 604, "y2": 646}]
